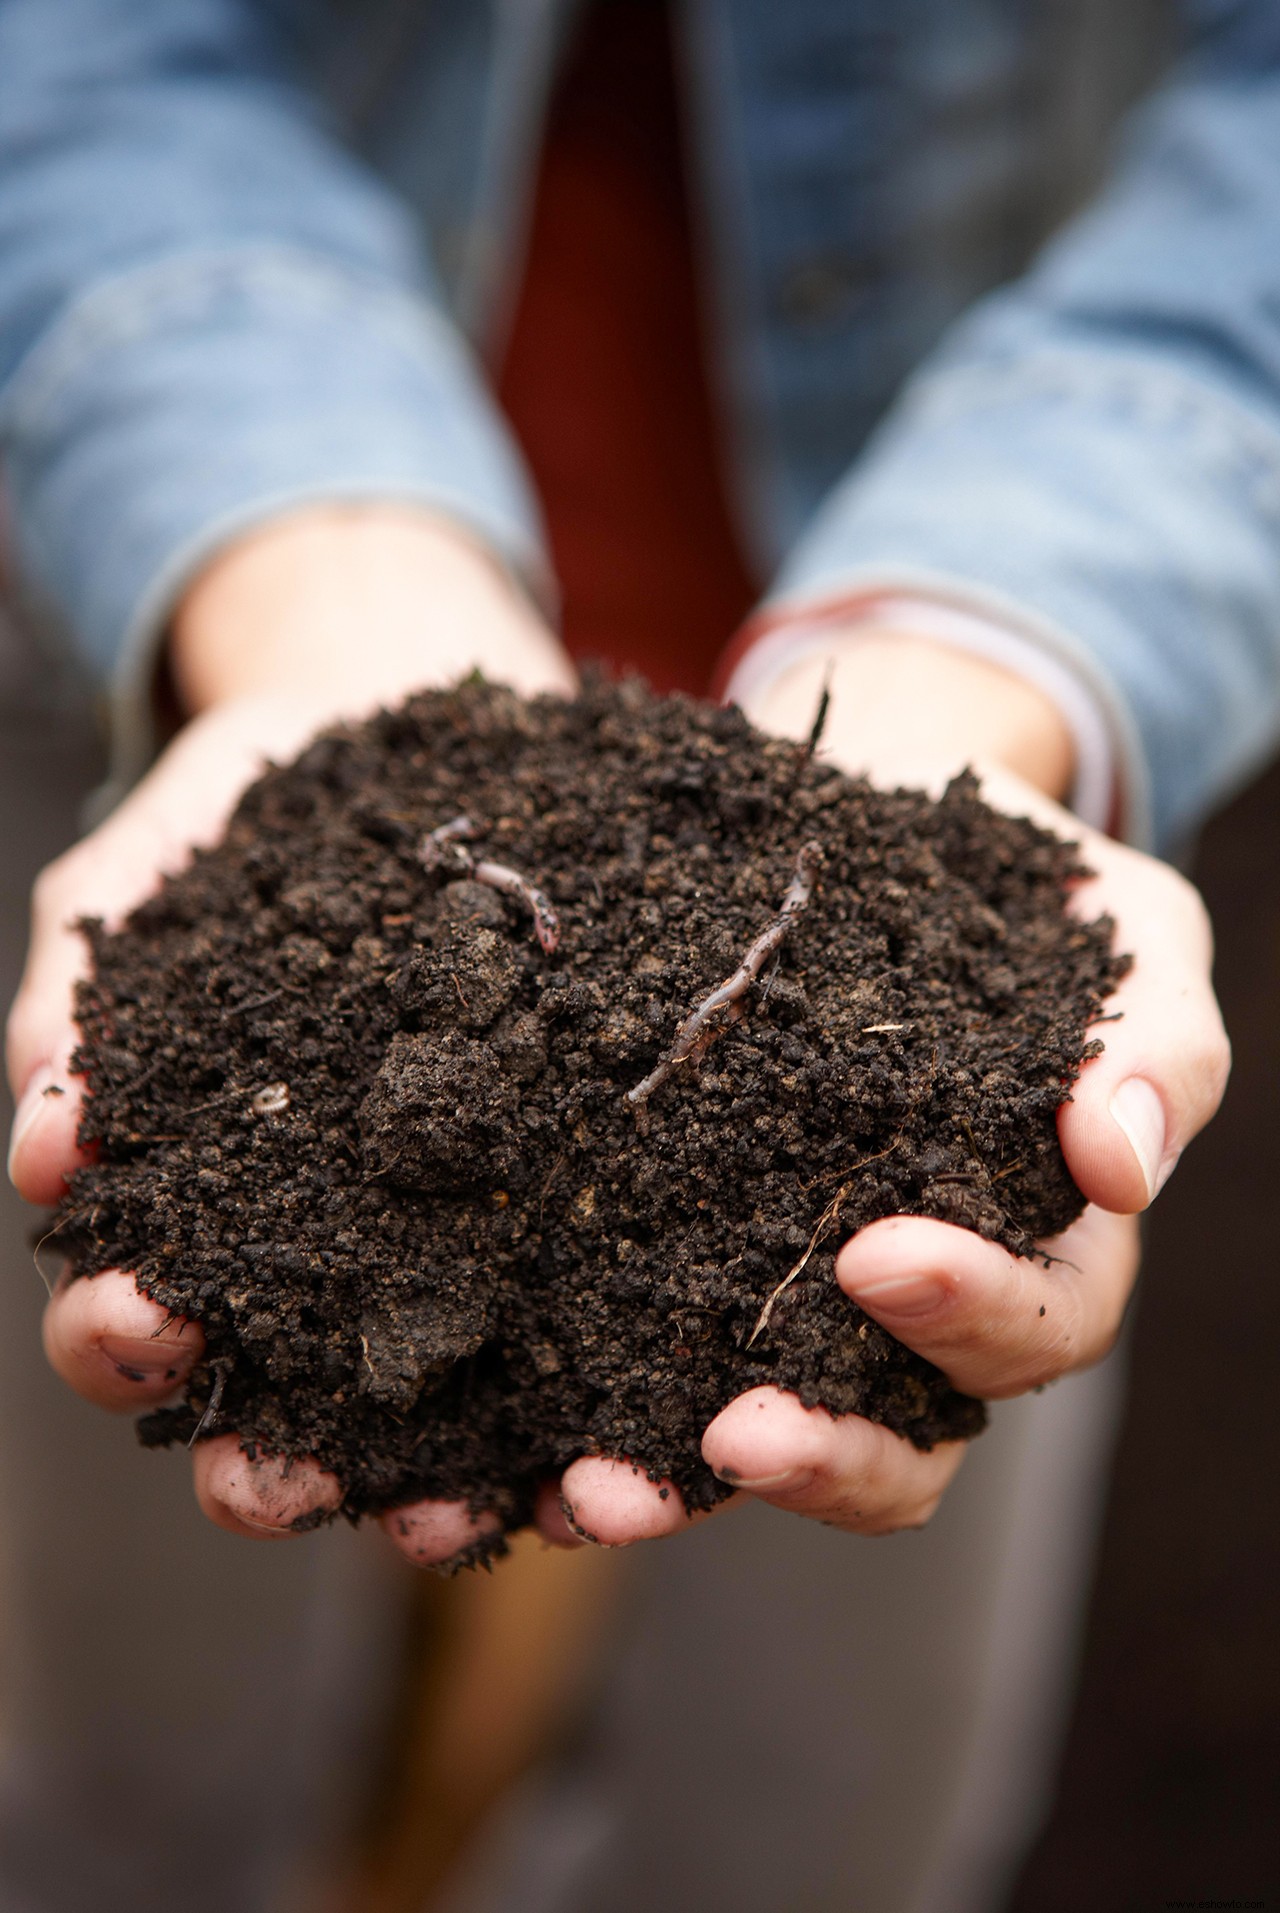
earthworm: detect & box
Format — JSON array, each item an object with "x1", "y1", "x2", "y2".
[
  {"x1": 420, "y1": 817, "x2": 561, "y2": 954},
  {"x1": 627, "y1": 839, "x2": 824, "y2": 1106}
]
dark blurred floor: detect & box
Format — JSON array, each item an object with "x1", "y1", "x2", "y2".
[{"x1": 1008, "y1": 762, "x2": 1280, "y2": 1911}]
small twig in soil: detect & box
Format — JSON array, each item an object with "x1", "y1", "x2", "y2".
[
  {"x1": 798, "y1": 1135, "x2": 903, "y2": 1193},
  {"x1": 185, "y1": 1083, "x2": 266, "y2": 1120},
  {"x1": 420, "y1": 817, "x2": 561, "y2": 953},
  {"x1": 627, "y1": 839, "x2": 824, "y2": 1106},
  {"x1": 538, "y1": 1149, "x2": 568, "y2": 1225},
  {"x1": 187, "y1": 1360, "x2": 229, "y2": 1447},
  {"x1": 123, "y1": 1055, "x2": 165, "y2": 1097},
  {"x1": 801, "y1": 666, "x2": 833, "y2": 765},
  {"x1": 228, "y1": 988, "x2": 288, "y2": 1017},
  {"x1": 784, "y1": 664, "x2": 834, "y2": 795},
  {"x1": 748, "y1": 1181, "x2": 852, "y2": 1349},
  {"x1": 752, "y1": 1129, "x2": 914, "y2": 1341},
  {"x1": 32, "y1": 1231, "x2": 64, "y2": 1298}
]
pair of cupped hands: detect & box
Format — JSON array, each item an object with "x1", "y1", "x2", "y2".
[{"x1": 5, "y1": 510, "x2": 1230, "y2": 1570}]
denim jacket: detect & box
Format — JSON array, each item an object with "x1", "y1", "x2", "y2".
[{"x1": 2, "y1": 0, "x2": 1280, "y2": 848}]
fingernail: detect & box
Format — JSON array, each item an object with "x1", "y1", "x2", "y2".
[
  {"x1": 236, "y1": 1514, "x2": 295, "y2": 1539},
  {"x1": 8, "y1": 1065, "x2": 56, "y2": 1179},
  {"x1": 847, "y1": 1271, "x2": 947, "y2": 1318},
  {"x1": 1109, "y1": 1076, "x2": 1173, "y2": 1203},
  {"x1": 712, "y1": 1465, "x2": 811, "y2": 1494},
  {"x1": 99, "y1": 1335, "x2": 194, "y2": 1386}
]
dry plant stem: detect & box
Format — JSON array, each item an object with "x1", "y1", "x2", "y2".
[
  {"x1": 421, "y1": 817, "x2": 561, "y2": 953},
  {"x1": 747, "y1": 1184, "x2": 851, "y2": 1349},
  {"x1": 627, "y1": 839, "x2": 825, "y2": 1106},
  {"x1": 792, "y1": 663, "x2": 833, "y2": 785},
  {"x1": 747, "y1": 1137, "x2": 905, "y2": 1347},
  {"x1": 187, "y1": 1361, "x2": 228, "y2": 1447}
]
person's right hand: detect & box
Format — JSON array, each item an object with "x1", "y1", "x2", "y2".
[{"x1": 7, "y1": 505, "x2": 586, "y2": 1569}]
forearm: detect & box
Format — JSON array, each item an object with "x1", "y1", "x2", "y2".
[
  {"x1": 0, "y1": 0, "x2": 548, "y2": 740},
  {"x1": 762, "y1": 26, "x2": 1280, "y2": 851},
  {"x1": 171, "y1": 514, "x2": 1073, "y2": 815},
  {"x1": 169, "y1": 505, "x2": 576, "y2": 717},
  {"x1": 736, "y1": 629, "x2": 1076, "y2": 805}
]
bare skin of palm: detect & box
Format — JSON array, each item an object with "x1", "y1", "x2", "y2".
[{"x1": 6, "y1": 508, "x2": 1230, "y2": 1564}]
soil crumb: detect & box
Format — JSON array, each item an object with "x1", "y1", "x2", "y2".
[{"x1": 55, "y1": 677, "x2": 1127, "y2": 1532}]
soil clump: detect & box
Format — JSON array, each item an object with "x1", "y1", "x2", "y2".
[{"x1": 54, "y1": 677, "x2": 1127, "y2": 1534}]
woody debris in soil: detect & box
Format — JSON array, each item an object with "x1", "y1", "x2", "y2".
[{"x1": 52, "y1": 676, "x2": 1128, "y2": 1539}]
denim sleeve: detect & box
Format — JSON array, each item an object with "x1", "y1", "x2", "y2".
[
  {"x1": 0, "y1": 0, "x2": 544, "y2": 757},
  {"x1": 773, "y1": 18, "x2": 1280, "y2": 851}
]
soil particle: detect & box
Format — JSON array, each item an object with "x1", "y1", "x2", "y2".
[{"x1": 55, "y1": 677, "x2": 1127, "y2": 1534}]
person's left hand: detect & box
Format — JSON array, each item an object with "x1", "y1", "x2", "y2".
[{"x1": 549, "y1": 636, "x2": 1229, "y2": 1547}]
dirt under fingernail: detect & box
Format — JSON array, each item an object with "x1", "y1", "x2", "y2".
[{"x1": 53, "y1": 677, "x2": 1126, "y2": 1539}]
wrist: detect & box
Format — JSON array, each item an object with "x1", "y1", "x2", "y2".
[
  {"x1": 169, "y1": 505, "x2": 576, "y2": 719},
  {"x1": 738, "y1": 629, "x2": 1076, "y2": 803}
]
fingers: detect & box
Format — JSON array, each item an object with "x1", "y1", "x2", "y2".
[
  {"x1": 6, "y1": 696, "x2": 344, "y2": 1203},
  {"x1": 380, "y1": 1470, "x2": 594, "y2": 1568},
  {"x1": 701, "y1": 1387, "x2": 966, "y2": 1536},
  {"x1": 193, "y1": 1435, "x2": 344, "y2": 1539},
  {"x1": 355, "y1": 1464, "x2": 693, "y2": 1567},
  {"x1": 378, "y1": 1498, "x2": 505, "y2": 1570},
  {"x1": 8, "y1": 1058, "x2": 86, "y2": 1206},
  {"x1": 43, "y1": 1270, "x2": 343, "y2": 1541},
  {"x1": 837, "y1": 1209, "x2": 1139, "y2": 1399},
  {"x1": 1057, "y1": 843, "x2": 1230, "y2": 1212},
  {"x1": 558, "y1": 1455, "x2": 732, "y2": 1547},
  {"x1": 42, "y1": 1269, "x2": 203, "y2": 1411},
  {"x1": 45, "y1": 1270, "x2": 490, "y2": 1555},
  {"x1": 6, "y1": 841, "x2": 131, "y2": 1203},
  {"x1": 969, "y1": 763, "x2": 1229, "y2": 1215}
]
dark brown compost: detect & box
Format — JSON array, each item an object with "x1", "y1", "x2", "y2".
[{"x1": 54, "y1": 677, "x2": 1127, "y2": 1533}]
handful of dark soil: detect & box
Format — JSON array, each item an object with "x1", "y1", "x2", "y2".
[{"x1": 56, "y1": 677, "x2": 1126, "y2": 1532}]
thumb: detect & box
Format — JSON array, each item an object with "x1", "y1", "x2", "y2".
[{"x1": 1059, "y1": 840, "x2": 1229, "y2": 1213}]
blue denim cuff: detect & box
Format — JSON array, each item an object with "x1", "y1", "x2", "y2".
[
  {"x1": 1, "y1": 246, "x2": 548, "y2": 780},
  {"x1": 773, "y1": 347, "x2": 1280, "y2": 852}
]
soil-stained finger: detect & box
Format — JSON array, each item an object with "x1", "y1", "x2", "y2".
[
  {"x1": 559, "y1": 1455, "x2": 733, "y2": 1547},
  {"x1": 7, "y1": 1048, "x2": 91, "y2": 1206},
  {"x1": 42, "y1": 1268, "x2": 203, "y2": 1410},
  {"x1": 958, "y1": 763, "x2": 1228, "y2": 1214},
  {"x1": 701, "y1": 1386, "x2": 967, "y2": 1535},
  {"x1": 193, "y1": 1435, "x2": 343, "y2": 1538},
  {"x1": 836, "y1": 1210, "x2": 1140, "y2": 1400},
  {"x1": 378, "y1": 1498, "x2": 504, "y2": 1570},
  {"x1": 8, "y1": 695, "x2": 350, "y2": 1200},
  {"x1": 1055, "y1": 837, "x2": 1226, "y2": 1214}
]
